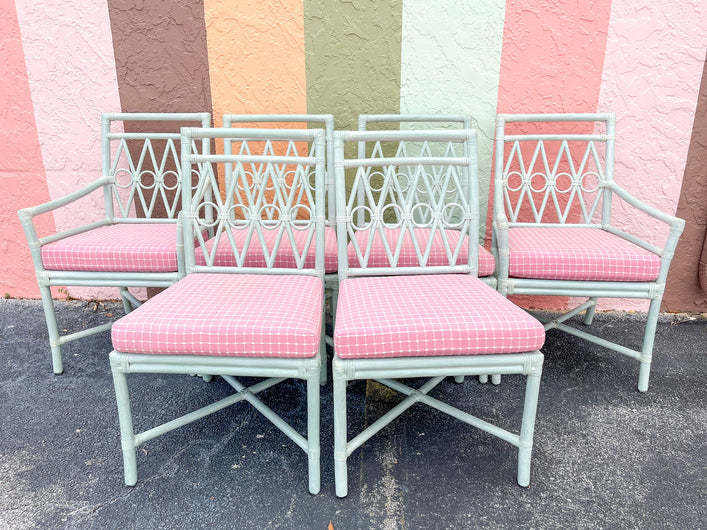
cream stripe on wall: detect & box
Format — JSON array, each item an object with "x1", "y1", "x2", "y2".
[{"x1": 400, "y1": 0, "x2": 506, "y2": 239}]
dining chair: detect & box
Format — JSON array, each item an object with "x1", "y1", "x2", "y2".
[
  {"x1": 109, "y1": 126, "x2": 327, "y2": 493},
  {"x1": 18, "y1": 112, "x2": 212, "y2": 374},
  {"x1": 491, "y1": 113, "x2": 684, "y2": 391},
  {"x1": 332, "y1": 128, "x2": 546, "y2": 496}
]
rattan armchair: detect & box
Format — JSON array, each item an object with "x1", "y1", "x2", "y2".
[
  {"x1": 18, "y1": 113, "x2": 211, "y2": 374},
  {"x1": 491, "y1": 113, "x2": 685, "y2": 392}
]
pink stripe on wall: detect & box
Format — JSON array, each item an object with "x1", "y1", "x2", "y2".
[
  {"x1": 495, "y1": 0, "x2": 612, "y2": 114},
  {"x1": 493, "y1": 0, "x2": 612, "y2": 309},
  {"x1": 15, "y1": 0, "x2": 128, "y2": 300},
  {"x1": 0, "y1": 1, "x2": 55, "y2": 298},
  {"x1": 593, "y1": 0, "x2": 707, "y2": 311}
]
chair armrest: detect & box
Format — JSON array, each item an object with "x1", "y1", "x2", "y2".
[
  {"x1": 18, "y1": 176, "x2": 113, "y2": 248},
  {"x1": 18, "y1": 176, "x2": 112, "y2": 220},
  {"x1": 604, "y1": 181, "x2": 685, "y2": 231}
]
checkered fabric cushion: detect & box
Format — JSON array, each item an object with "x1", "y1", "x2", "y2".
[
  {"x1": 334, "y1": 274, "x2": 544, "y2": 359},
  {"x1": 41, "y1": 223, "x2": 182, "y2": 272},
  {"x1": 348, "y1": 228, "x2": 495, "y2": 276},
  {"x1": 508, "y1": 227, "x2": 661, "y2": 282},
  {"x1": 112, "y1": 273, "x2": 323, "y2": 358},
  {"x1": 196, "y1": 226, "x2": 337, "y2": 273}
]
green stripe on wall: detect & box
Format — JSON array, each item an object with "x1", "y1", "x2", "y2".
[
  {"x1": 304, "y1": 0, "x2": 403, "y2": 131},
  {"x1": 400, "y1": 0, "x2": 506, "y2": 239}
]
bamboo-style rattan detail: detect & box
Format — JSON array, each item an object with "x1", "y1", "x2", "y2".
[
  {"x1": 492, "y1": 113, "x2": 685, "y2": 392},
  {"x1": 110, "y1": 127, "x2": 327, "y2": 494},
  {"x1": 331, "y1": 128, "x2": 545, "y2": 496},
  {"x1": 18, "y1": 112, "x2": 212, "y2": 375}
]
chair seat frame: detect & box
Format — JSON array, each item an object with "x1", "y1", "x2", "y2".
[
  {"x1": 332, "y1": 352, "x2": 543, "y2": 497},
  {"x1": 111, "y1": 349, "x2": 323, "y2": 493}
]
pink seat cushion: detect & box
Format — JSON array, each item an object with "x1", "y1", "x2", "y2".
[
  {"x1": 334, "y1": 275, "x2": 544, "y2": 359},
  {"x1": 348, "y1": 228, "x2": 495, "y2": 276},
  {"x1": 508, "y1": 227, "x2": 661, "y2": 282},
  {"x1": 112, "y1": 273, "x2": 323, "y2": 358},
  {"x1": 196, "y1": 226, "x2": 338, "y2": 273},
  {"x1": 41, "y1": 223, "x2": 182, "y2": 273}
]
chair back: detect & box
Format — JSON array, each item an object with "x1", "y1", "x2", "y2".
[
  {"x1": 102, "y1": 113, "x2": 211, "y2": 221},
  {"x1": 494, "y1": 113, "x2": 615, "y2": 227},
  {"x1": 334, "y1": 129, "x2": 479, "y2": 280},
  {"x1": 223, "y1": 115, "x2": 335, "y2": 227},
  {"x1": 180, "y1": 127, "x2": 327, "y2": 277}
]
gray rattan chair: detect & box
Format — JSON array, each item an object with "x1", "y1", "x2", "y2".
[
  {"x1": 18, "y1": 112, "x2": 211, "y2": 374},
  {"x1": 332, "y1": 128, "x2": 546, "y2": 497},
  {"x1": 109, "y1": 127, "x2": 326, "y2": 493},
  {"x1": 492, "y1": 113, "x2": 685, "y2": 392}
]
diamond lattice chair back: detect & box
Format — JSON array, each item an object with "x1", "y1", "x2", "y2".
[
  {"x1": 109, "y1": 127, "x2": 327, "y2": 493},
  {"x1": 356, "y1": 114, "x2": 497, "y2": 286},
  {"x1": 492, "y1": 113, "x2": 685, "y2": 392},
  {"x1": 332, "y1": 128, "x2": 546, "y2": 497},
  {"x1": 18, "y1": 112, "x2": 211, "y2": 374}
]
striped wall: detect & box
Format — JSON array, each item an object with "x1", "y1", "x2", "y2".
[{"x1": 3, "y1": 0, "x2": 707, "y2": 312}]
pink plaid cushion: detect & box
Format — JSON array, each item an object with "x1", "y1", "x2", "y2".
[
  {"x1": 334, "y1": 275, "x2": 544, "y2": 359},
  {"x1": 112, "y1": 273, "x2": 323, "y2": 358},
  {"x1": 508, "y1": 227, "x2": 661, "y2": 281},
  {"x1": 42, "y1": 223, "x2": 182, "y2": 272},
  {"x1": 196, "y1": 226, "x2": 337, "y2": 273},
  {"x1": 348, "y1": 228, "x2": 495, "y2": 276}
]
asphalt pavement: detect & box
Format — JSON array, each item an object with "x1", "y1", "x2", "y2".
[{"x1": 1, "y1": 299, "x2": 705, "y2": 529}]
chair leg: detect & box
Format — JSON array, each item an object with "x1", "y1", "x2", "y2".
[
  {"x1": 517, "y1": 365, "x2": 542, "y2": 487},
  {"x1": 333, "y1": 370, "x2": 348, "y2": 497},
  {"x1": 583, "y1": 297, "x2": 598, "y2": 325},
  {"x1": 637, "y1": 298, "x2": 661, "y2": 393},
  {"x1": 307, "y1": 374, "x2": 321, "y2": 494},
  {"x1": 319, "y1": 311, "x2": 328, "y2": 387},
  {"x1": 39, "y1": 285, "x2": 64, "y2": 375},
  {"x1": 111, "y1": 364, "x2": 138, "y2": 486},
  {"x1": 119, "y1": 287, "x2": 133, "y2": 314}
]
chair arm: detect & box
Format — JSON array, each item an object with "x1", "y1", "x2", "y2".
[
  {"x1": 18, "y1": 176, "x2": 112, "y2": 219},
  {"x1": 604, "y1": 181, "x2": 685, "y2": 231},
  {"x1": 18, "y1": 176, "x2": 113, "y2": 249}
]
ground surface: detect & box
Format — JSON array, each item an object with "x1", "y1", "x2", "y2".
[{"x1": 1, "y1": 299, "x2": 705, "y2": 529}]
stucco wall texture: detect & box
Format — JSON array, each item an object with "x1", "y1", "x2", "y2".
[{"x1": 3, "y1": 0, "x2": 707, "y2": 313}]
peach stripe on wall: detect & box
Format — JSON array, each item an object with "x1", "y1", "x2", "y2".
[
  {"x1": 204, "y1": 0, "x2": 308, "y2": 195},
  {"x1": 16, "y1": 0, "x2": 125, "y2": 300},
  {"x1": 493, "y1": 0, "x2": 612, "y2": 309},
  {"x1": 204, "y1": 0, "x2": 307, "y2": 126},
  {"x1": 0, "y1": 1, "x2": 55, "y2": 298},
  {"x1": 593, "y1": 0, "x2": 707, "y2": 311}
]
